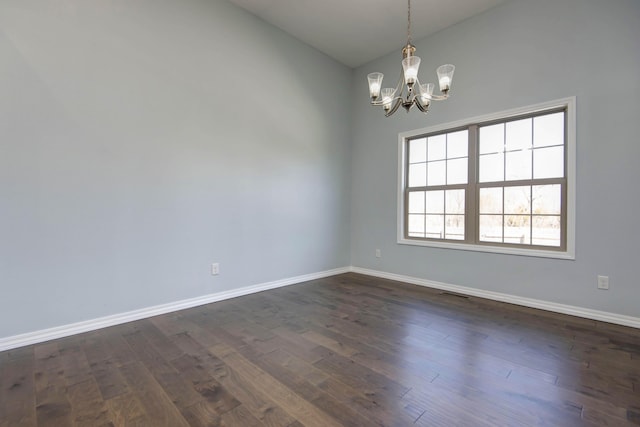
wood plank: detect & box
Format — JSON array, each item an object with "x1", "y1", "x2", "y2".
[
  {"x1": 118, "y1": 362, "x2": 190, "y2": 426},
  {"x1": 221, "y1": 337, "x2": 383, "y2": 427},
  {"x1": 208, "y1": 341, "x2": 344, "y2": 427},
  {"x1": 32, "y1": 342, "x2": 75, "y2": 427},
  {"x1": 262, "y1": 348, "x2": 413, "y2": 427},
  {"x1": 87, "y1": 357, "x2": 130, "y2": 401},
  {"x1": 0, "y1": 346, "x2": 36, "y2": 427},
  {"x1": 220, "y1": 405, "x2": 263, "y2": 427},
  {"x1": 167, "y1": 330, "x2": 299, "y2": 427},
  {"x1": 66, "y1": 378, "x2": 111, "y2": 426},
  {"x1": 58, "y1": 343, "x2": 93, "y2": 387},
  {"x1": 104, "y1": 393, "x2": 146, "y2": 425},
  {"x1": 312, "y1": 352, "x2": 409, "y2": 399}
]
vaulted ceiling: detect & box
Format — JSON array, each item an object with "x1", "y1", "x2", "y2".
[{"x1": 226, "y1": 0, "x2": 508, "y2": 68}]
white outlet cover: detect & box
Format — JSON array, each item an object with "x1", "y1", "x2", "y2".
[{"x1": 597, "y1": 275, "x2": 609, "y2": 289}]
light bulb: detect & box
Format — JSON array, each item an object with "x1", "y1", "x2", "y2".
[
  {"x1": 439, "y1": 76, "x2": 451, "y2": 91},
  {"x1": 369, "y1": 82, "x2": 381, "y2": 97},
  {"x1": 402, "y1": 56, "x2": 421, "y2": 85},
  {"x1": 405, "y1": 69, "x2": 418, "y2": 84},
  {"x1": 367, "y1": 72, "x2": 384, "y2": 99}
]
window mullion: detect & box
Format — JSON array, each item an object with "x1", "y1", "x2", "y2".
[{"x1": 467, "y1": 125, "x2": 478, "y2": 244}]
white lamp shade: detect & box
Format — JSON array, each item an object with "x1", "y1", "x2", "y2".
[
  {"x1": 381, "y1": 88, "x2": 396, "y2": 109},
  {"x1": 420, "y1": 83, "x2": 434, "y2": 103},
  {"x1": 402, "y1": 56, "x2": 421, "y2": 85},
  {"x1": 367, "y1": 72, "x2": 384, "y2": 99},
  {"x1": 437, "y1": 64, "x2": 455, "y2": 92}
]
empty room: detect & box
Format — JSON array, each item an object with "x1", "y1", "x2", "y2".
[{"x1": 1, "y1": 0, "x2": 639, "y2": 425}]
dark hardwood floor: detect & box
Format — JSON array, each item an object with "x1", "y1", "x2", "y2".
[{"x1": 2, "y1": 273, "x2": 640, "y2": 426}]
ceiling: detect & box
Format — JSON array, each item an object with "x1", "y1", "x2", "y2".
[{"x1": 226, "y1": 0, "x2": 508, "y2": 68}]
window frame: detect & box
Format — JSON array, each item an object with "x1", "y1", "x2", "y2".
[{"x1": 397, "y1": 97, "x2": 576, "y2": 260}]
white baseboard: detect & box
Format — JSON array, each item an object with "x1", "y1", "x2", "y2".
[
  {"x1": 3, "y1": 265, "x2": 638, "y2": 352},
  {"x1": 350, "y1": 267, "x2": 640, "y2": 329},
  {"x1": 0, "y1": 267, "x2": 350, "y2": 352}
]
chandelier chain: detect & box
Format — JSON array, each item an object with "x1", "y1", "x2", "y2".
[{"x1": 407, "y1": 0, "x2": 412, "y2": 44}]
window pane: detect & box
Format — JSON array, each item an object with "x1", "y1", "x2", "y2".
[
  {"x1": 427, "y1": 160, "x2": 446, "y2": 186},
  {"x1": 479, "y1": 187, "x2": 503, "y2": 214},
  {"x1": 479, "y1": 123, "x2": 504, "y2": 154},
  {"x1": 534, "y1": 112, "x2": 564, "y2": 148},
  {"x1": 479, "y1": 215, "x2": 503, "y2": 243},
  {"x1": 425, "y1": 190, "x2": 444, "y2": 214},
  {"x1": 408, "y1": 191, "x2": 425, "y2": 214},
  {"x1": 428, "y1": 134, "x2": 446, "y2": 161},
  {"x1": 505, "y1": 215, "x2": 531, "y2": 244},
  {"x1": 445, "y1": 189, "x2": 465, "y2": 214},
  {"x1": 505, "y1": 118, "x2": 532, "y2": 151},
  {"x1": 408, "y1": 214, "x2": 425, "y2": 237},
  {"x1": 447, "y1": 130, "x2": 468, "y2": 158},
  {"x1": 409, "y1": 163, "x2": 426, "y2": 187},
  {"x1": 505, "y1": 150, "x2": 532, "y2": 181},
  {"x1": 447, "y1": 158, "x2": 468, "y2": 185},
  {"x1": 532, "y1": 216, "x2": 561, "y2": 246},
  {"x1": 479, "y1": 153, "x2": 504, "y2": 182},
  {"x1": 426, "y1": 215, "x2": 444, "y2": 239},
  {"x1": 409, "y1": 138, "x2": 427, "y2": 163},
  {"x1": 533, "y1": 146, "x2": 564, "y2": 179},
  {"x1": 445, "y1": 215, "x2": 465, "y2": 240},
  {"x1": 532, "y1": 185, "x2": 561, "y2": 214},
  {"x1": 504, "y1": 186, "x2": 531, "y2": 214}
]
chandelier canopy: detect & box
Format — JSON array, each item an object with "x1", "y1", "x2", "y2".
[{"x1": 367, "y1": 0, "x2": 455, "y2": 117}]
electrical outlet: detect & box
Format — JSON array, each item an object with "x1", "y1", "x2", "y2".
[
  {"x1": 597, "y1": 275, "x2": 609, "y2": 290},
  {"x1": 375, "y1": 249, "x2": 381, "y2": 258},
  {"x1": 211, "y1": 263, "x2": 220, "y2": 276}
]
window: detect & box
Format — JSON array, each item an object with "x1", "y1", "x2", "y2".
[{"x1": 398, "y1": 98, "x2": 575, "y2": 259}]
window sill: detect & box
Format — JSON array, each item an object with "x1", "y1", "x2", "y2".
[{"x1": 397, "y1": 237, "x2": 575, "y2": 260}]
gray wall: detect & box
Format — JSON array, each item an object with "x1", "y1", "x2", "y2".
[
  {"x1": 2, "y1": 0, "x2": 639, "y2": 341},
  {"x1": 0, "y1": 0, "x2": 352, "y2": 337},
  {"x1": 351, "y1": 0, "x2": 640, "y2": 317}
]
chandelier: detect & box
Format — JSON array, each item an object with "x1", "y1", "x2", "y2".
[{"x1": 367, "y1": 0, "x2": 455, "y2": 117}]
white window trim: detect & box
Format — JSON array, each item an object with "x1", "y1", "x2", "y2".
[{"x1": 397, "y1": 97, "x2": 576, "y2": 260}]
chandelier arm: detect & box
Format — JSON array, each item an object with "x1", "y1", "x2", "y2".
[
  {"x1": 420, "y1": 93, "x2": 450, "y2": 102},
  {"x1": 370, "y1": 92, "x2": 407, "y2": 107},
  {"x1": 413, "y1": 76, "x2": 450, "y2": 102},
  {"x1": 411, "y1": 75, "x2": 422, "y2": 101},
  {"x1": 369, "y1": 97, "x2": 396, "y2": 107},
  {"x1": 385, "y1": 98, "x2": 403, "y2": 117},
  {"x1": 394, "y1": 67, "x2": 405, "y2": 96},
  {"x1": 415, "y1": 99, "x2": 429, "y2": 113}
]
